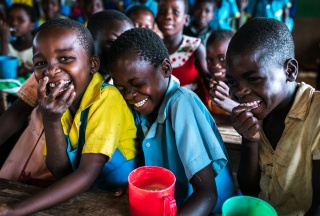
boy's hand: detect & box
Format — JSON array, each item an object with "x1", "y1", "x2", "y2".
[
  {"x1": 231, "y1": 105, "x2": 260, "y2": 142},
  {"x1": 37, "y1": 76, "x2": 76, "y2": 122}
]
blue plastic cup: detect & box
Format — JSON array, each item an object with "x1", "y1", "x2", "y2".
[
  {"x1": 0, "y1": 56, "x2": 18, "y2": 79},
  {"x1": 222, "y1": 196, "x2": 277, "y2": 216}
]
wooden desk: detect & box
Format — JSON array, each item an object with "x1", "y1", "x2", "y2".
[{"x1": 0, "y1": 178, "x2": 130, "y2": 216}]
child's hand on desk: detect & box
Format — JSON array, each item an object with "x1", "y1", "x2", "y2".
[
  {"x1": 231, "y1": 105, "x2": 260, "y2": 142},
  {"x1": 37, "y1": 76, "x2": 76, "y2": 122}
]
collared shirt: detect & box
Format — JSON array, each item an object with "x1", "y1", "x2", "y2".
[
  {"x1": 134, "y1": 76, "x2": 235, "y2": 213},
  {"x1": 259, "y1": 82, "x2": 320, "y2": 216}
]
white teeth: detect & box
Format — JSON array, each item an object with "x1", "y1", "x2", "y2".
[
  {"x1": 134, "y1": 98, "x2": 148, "y2": 107},
  {"x1": 48, "y1": 80, "x2": 71, "y2": 88},
  {"x1": 241, "y1": 100, "x2": 261, "y2": 109}
]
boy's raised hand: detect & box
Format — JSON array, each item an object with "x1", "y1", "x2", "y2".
[
  {"x1": 37, "y1": 76, "x2": 76, "y2": 122},
  {"x1": 231, "y1": 105, "x2": 260, "y2": 142}
]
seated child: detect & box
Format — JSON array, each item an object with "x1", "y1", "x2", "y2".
[
  {"x1": 206, "y1": 29, "x2": 238, "y2": 114},
  {"x1": 0, "y1": 18, "x2": 140, "y2": 215},
  {"x1": 0, "y1": 10, "x2": 135, "y2": 187},
  {"x1": 81, "y1": 0, "x2": 104, "y2": 26},
  {"x1": 87, "y1": 9, "x2": 133, "y2": 81},
  {"x1": 156, "y1": 0, "x2": 212, "y2": 104},
  {"x1": 126, "y1": 5, "x2": 163, "y2": 38},
  {"x1": 107, "y1": 27, "x2": 236, "y2": 215},
  {"x1": 183, "y1": 0, "x2": 215, "y2": 46},
  {"x1": 39, "y1": 0, "x2": 68, "y2": 25},
  {"x1": 0, "y1": 3, "x2": 37, "y2": 77},
  {"x1": 226, "y1": 18, "x2": 320, "y2": 215},
  {"x1": 126, "y1": 0, "x2": 159, "y2": 17}
]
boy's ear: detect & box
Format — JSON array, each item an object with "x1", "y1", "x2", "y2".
[
  {"x1": 285, "y1": 58, "x2": 298, "y2": 82},
  {"x1": 161, "y1": 58, "x2": 172, "y2": 78},
  {"x1": 90, "y1": 55, "x2": 100, "y2": 75},
  {"x1": 184, "y1": 14, "x2": 190, "y2": 26}
]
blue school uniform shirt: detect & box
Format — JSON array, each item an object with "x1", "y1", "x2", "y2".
[
  {"x1": 210, "y1": 0, "x2": 240, "y2": 30},
  {"x1": 133, "y1": 75, "x2": 236, "y2": 213},
  {"x1": 246, "y1": 0, "x2": 294, "y2": 31}
]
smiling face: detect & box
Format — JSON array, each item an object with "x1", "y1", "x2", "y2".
[
  {"x1": 8, "y1": 8, "x2": 35, "y2": 37},
  {"x1": 33, "y1": 27, "x2": 98, "y2": 102},
  {"x1": 226, "y1": 51, "x2": 297, "y2": 120},
  {"x1": 93, "y1": 20, "x2": 132, "y2": 76},
  {"x1": 193, "y1": 2, "x2": 214, "y2": 29},
  {"x1": 156, "y1": 0, "x2": 189, "y2": 37},
  {"x1": 42, "y1": 0, "x2": 60, "y2": 19},
  {"x1": 109, "y1": 54, "x2": 171, "y2": 115},
  {"x1": 206, "y1": 38, "x2": 230, "y2": 81}
]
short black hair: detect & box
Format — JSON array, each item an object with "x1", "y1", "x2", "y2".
[
  {"x1": 207, "y1": 29, "x2": 234, "y2": 46},
  {"x1": 8, "y1": 3, "x2": 37, "y2": 23},
  {"x1": 227, "y1": 18, "x2": 294, "y2": 67},
  {"x1": 193, "y1": 0, "x2": 215, "y2": 10},
  {"x1": 87, "y1": 10, "x2": 133, "y2": 39},
  {"x1": 126, "y1": 5, "x2": 155, "y2": 17},
  {"x1": 36, "y1": 18, "x2": 95, "y2": 57},
  {"x1": 108, "y1": 28, "x2": 169, "y2": 68}
]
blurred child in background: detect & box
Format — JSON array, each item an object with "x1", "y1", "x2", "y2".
[{"x1": 39, "y1": 0, "x2": 68, "y2": 25}]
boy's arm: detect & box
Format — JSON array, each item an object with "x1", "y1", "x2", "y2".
[
  {"x1": 38, "y1": 77, "x2": 76, "y2": 178},
  {"x1": 0, "y1": 153, "x2": 107, "y2": 216},
  {"x1": 177, "y1": 164, "x2": 217, "y2": 216},
  {"x1": 0, "y1": 21, "x2": 10, "y2": 56},
  {"x1": 305, "y1": 160, "x2": 320, "y2": 216},
  {"x1": 0, "y1": 98, "x2": 33, "y2": 146},
  {"x1": 194, "y1": 43, "x2": 212, "y2": 90},
  {"x1": 232, "y1": 105, "x2": 261, "y2": 196}
]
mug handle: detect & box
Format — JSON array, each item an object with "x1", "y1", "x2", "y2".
[{"x1": 163, "y1": 195, "x2": 177, "y2": 216}]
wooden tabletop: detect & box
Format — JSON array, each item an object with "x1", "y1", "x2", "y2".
[
  {"x1": 0, "y1": 178, "x2": 130, "y2": 216},
  {"x1": 213, "y1": 114, "x2": 242, "y2": 145}
]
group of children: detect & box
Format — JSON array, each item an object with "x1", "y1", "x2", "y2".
[{"x1": 0, "y1": 0, "x2": 318, "y2": 216}]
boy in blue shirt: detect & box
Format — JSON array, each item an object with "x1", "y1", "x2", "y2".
[{"x1": 108, "y1": 27, "x2": 236, "y2": 215}]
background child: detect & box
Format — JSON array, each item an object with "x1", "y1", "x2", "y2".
[
  {"x1": 206, "y1": 29, "x2": 238, "y2": 114},
  {"x1": 0, "y1": 18, "x2": 140, "y2": 215},
  {"x1": 0, "y1": 3, "x2": 37, "y2": 77},
  {"x1": 126, "y1": 0, "x2": 159, "y2": 17},
  {"x1": 226, "y1": 18, "x2": 320, "y2": 215},
  {"x1": 156, "y1": 0, "x2": 212, "y2": 104},
  {"x1": 39, "y1": 0, "x2": 68, "y2": 25},
  {"x1": 108, "y1": 27, "x2": 236, "y2": 215},
  {"x1": 87, "y1": 9, "x2": 133, "y2": 81},
  {"x1": 209, "y1": 0, "x2": 240, "y2": 30},
  {"x1": 183, "y1": 0, "x2": 215, "y2": 46},
  {"x1": 126, "y1": 5, "x2": 163, "y2": 38}
]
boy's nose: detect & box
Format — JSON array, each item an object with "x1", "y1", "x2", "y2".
[
  {"x1": 44, "y1": 65, "x2": 61, "y2": 76},
  {"x1": 124, "y1": 88, "x2": 137, "y2": 100},
  {"x1": 235, "y1": 85, "x2": 251, "y2": 99}
]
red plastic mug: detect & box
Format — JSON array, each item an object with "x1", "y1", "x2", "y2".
[{"x1": 128, "y1": 166, "x2": 177, "y2": 216}]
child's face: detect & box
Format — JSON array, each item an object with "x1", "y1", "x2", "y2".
[
  {"x1": 8, "y1": 8, "x2": 34, "y2": 37},
  {"x1": 206, "y1": 39, "x2": 230, "y2": 81},
  {"x1": 157, "y1": 0, "x2": 189, "y2": 37},
  {"x1": 84, "y1": 0, "x2": 104, "y2": 17},
  {"x1": 33, "y1": 28, "x2": 98, "y2": 100},
  {"x1": 193, "y1": 2, "x2": 214, "y2": 29},
  {"x1": 226, "y1": 51, "x2": 294, "y2": 120},
  {"x1": 93, "y1": 20, "x2": 132, "y2": 76},
  {"x1": 109, "y1": 54, "x2": 171, "y2": 115},
  {"x1": 41, "y1": 0, "x2": 61, "y2": 19},
  {"x1": 130, "y1": 11, "x2": 155, "y2": 29}
]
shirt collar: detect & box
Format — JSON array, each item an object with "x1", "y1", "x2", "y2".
[{"x1": 287, "y1": 82, "x2": 315, "y2": 120}]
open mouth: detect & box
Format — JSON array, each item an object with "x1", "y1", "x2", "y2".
[
  {"x1": 240, "y1": 100, "x2": 262, "y2": 110},
  {"x1": 46, "y1": 80, "x2": 72, "y2": 95},
  {"x1": 134, "y1": 97, "x2": 149, "y2": 107}
]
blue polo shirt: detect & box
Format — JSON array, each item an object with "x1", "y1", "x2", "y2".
[{"x1": 133, "y1": 76, "x2": 236, "y2": 213}]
